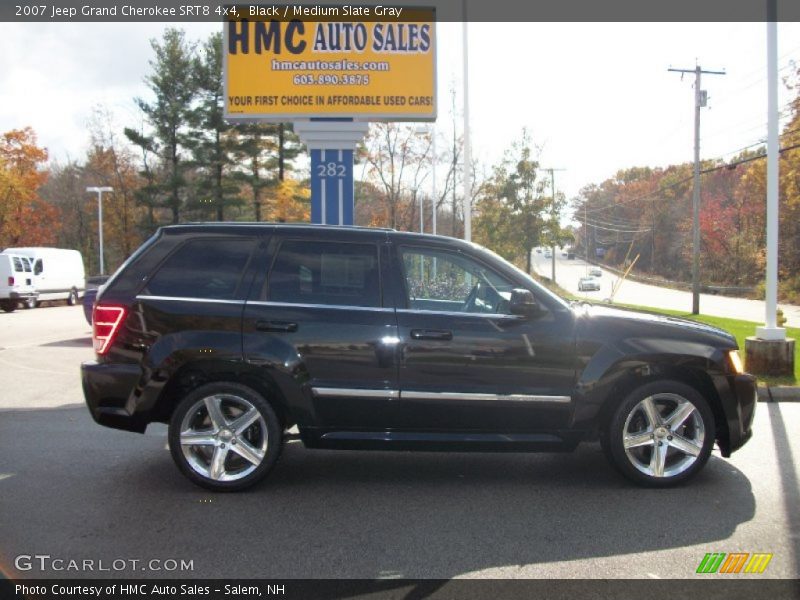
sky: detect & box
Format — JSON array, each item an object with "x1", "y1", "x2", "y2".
[{"x1": 1, "y1": 21, "x2": 799, "y2": 202}]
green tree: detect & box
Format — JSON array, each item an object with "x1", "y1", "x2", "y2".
[
  {"x1": 231, "y1": 123, "x2": 303, "y2": 221},
  {"x1": 189, "y1": 32, "x2": 242, "y2": 221},
  {"x1": 125, "y1": 28, "x2": 197, "y2": 224},
  {"x1": 476, "y1": 130, "x2": 545, "y2": 273}
]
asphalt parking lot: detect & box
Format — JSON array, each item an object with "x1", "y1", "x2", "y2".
[{"x1": 0, "y1": 305, "x2": 798, "y2": 579}]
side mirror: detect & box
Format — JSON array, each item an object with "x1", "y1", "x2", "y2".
[{"x1": 509, "y1": 288, "x2": 541, "y2": 317}]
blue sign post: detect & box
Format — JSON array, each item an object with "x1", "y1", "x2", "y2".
[
  {"x1": 295, "y1": 121, "x2": 369, "y2": 227},
  {"x1": 310, "y1": 148, "x2": 355, "y2": 226}
]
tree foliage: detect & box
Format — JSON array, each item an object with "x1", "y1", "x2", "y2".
[{"x1": 0, "y1": 128, "x2": 58, "y2": 247}]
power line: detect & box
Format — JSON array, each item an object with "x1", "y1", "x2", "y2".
[{"x1": 583, "y1": 221, "x2": 652, "y2": 233}]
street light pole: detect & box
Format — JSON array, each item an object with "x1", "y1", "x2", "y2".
[
  {"x1": 539, "y1": 167, "x2": 566, "y2": 284},
  {"x1": 757, "y1": 4, "x2": 785, "y2": 341},
  {"x1": 431, "y1": 126, "x2": 437, "y2": 236},
  {"x1": 86, "y1": 186, "x2": 113, "y2": 275},
  {"x1": 462, "y1": 1, "x2": 471, "y2": 242}
]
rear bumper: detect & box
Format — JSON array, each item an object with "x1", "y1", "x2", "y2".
[
  {"x1": 81, "y1": 360, "x2": 148, "y2": 433},
  {"x1": 717, "y1": 373, "x2": 757, "y2": 457},
  {"x1": 8, "y1": 291, "x2": 36, "y2": 300}
]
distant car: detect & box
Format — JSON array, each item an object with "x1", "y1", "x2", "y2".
[
  {"x1": 567, "y1": 253, "x2": 576, "y2": 260},
  {"x1": 535, "y1": 248, "x2": 542, "y2": 254},
  {"x1": 589, "y1": 267, "x2": 602, "y2": 277},
  {"x1": 579, "y1": 276, "x2": 601, "y2": 292}
]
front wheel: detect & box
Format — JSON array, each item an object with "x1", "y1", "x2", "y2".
[
  {"x1": 604, "y1": 380, "x2": 716, "y2": 487},
  {"x1": 168, "y1": 382, "x2": 282, "y2": 492}
]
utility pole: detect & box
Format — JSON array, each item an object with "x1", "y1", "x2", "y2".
[
  {"x1": 669, "y1": 64, "x2": 725, "y2": 314},
  {"x1": 540, "y1": 167, "x2": 566, "y2": 283}
]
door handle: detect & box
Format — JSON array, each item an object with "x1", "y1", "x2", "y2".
[
  {"x1": 256, "y1": 320, "x2": 298, "y2": 333},
  {"x1": 410, "y1": 329, "x2": 453, "y2": 341}
]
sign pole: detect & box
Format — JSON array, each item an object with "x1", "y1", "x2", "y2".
[{"x1": 295, "y1": 120, "x2": 369, "y2": 226}]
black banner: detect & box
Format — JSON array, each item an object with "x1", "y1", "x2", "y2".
[
  {"x1": 2, "y1": 579, "x2": 800, "y2": 600},
  {"x1": 3, "y1": 0, "x2": 800, "y2": 23}
]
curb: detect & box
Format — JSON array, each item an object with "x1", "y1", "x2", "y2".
[{"x1": 757, "y1": 384, "x2": 800, "y2": 402}]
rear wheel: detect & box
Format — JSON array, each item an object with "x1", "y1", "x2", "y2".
[
  {"x1": 604, "y1": 380, "x2": 715, "y2": 487},
  {"x1": 168, "y1": 382, "x2": 282, "y2": 492},
  {"x1": 1, "y1": 301, "x2": 16, "y2": 313}
]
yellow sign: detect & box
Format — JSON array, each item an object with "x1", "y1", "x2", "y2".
[{"x1": 224, "y1": 7, "x2": 436, "y2": 121}]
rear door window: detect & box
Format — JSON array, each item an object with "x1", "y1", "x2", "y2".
[
  {"x1": 144, "y1": 238, "x2": 255, "y2": 300},
  {"x1": 267, "y1": 240, "x2": 381, "y2": 308},
  {"x1": 12, "y1": 257, "x2": 24, "y2": 272}
]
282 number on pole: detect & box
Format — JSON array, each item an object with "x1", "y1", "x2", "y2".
[{"x1": 317, "y1": 162, "x2": 346, "y2": 178}]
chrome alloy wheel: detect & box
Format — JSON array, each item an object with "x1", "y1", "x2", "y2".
[
  {"x1": 179, "y1": 394, "x2": 268, "y2": 482},
  {"x1": 622, "y1": 393, "x2": 705, "y2": 478}
]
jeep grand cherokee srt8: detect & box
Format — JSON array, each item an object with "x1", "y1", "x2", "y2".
[{"x1": 82, "y1": 224, "x2": 756, "y2": 491}]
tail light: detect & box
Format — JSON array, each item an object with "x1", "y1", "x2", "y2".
[
  {"x1": 93, "y1": 304, "x2": 127, "y2": 355},
  {"x1": 7, "y1": 276, "x2": 14, "y2": 286}
]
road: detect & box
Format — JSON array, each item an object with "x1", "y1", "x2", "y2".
[
  {"x1": 0, "y1": 305, "x2": 798, "y2": 580},
  {"x1": 532, "y1": 251, "x2": 800, "y2": 328}
]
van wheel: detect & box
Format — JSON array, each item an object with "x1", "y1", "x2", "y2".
[
  {"x1": 67, "y1": 289, "x2": 78, "y2": 306},
  {"x1": 1, "y1": 301, "x2": 16, "y2": 313},
  {"x1": 24, "y1": 297, "x2": 37, "y2": 309},
  {"x1": 604, "y1": 379, "x2": 715, "y2": 487},
  {"x1": 168, "y1": 382, "x2": 282, "y2": 492}
]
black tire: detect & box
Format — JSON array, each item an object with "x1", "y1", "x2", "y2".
[
  {"x1": 67, "y1": 288, "x2": 78, "y2": 306},
  {"x1": 1, "y1": 301, "x2": 16, "y2": 313},
  {"x1": 168, "y1": 382, "x2": 282, "y2": 492},
  {"x1": 603, "y1": 379, "x2": 715, "y2": 487}
]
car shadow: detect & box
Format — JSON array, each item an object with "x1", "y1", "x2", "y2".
[
  {"x1": 39, "y1": 337, "x2": 92, "y2": 348},
  {"x1": 0, "y1": 404, "x2": 757, "y2": 580}
]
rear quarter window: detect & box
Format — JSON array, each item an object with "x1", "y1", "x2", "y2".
[
  {"x1": 267, "y1": 240, "x2": 381, "y2": 308},
  {"x1": 143, "y1": 238, "x2": 256, "y2": 300}
]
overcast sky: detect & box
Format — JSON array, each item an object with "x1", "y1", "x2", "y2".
[{"x1": 1, "y1": 21, "x2": 799, "y2": 201}]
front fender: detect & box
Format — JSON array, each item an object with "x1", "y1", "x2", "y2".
[{"x1": 570, "y1": 337, "x2": 728, "y2": 431}]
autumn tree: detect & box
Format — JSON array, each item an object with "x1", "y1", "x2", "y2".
[
  {"x1": 359, "y1": 122, "x2": 432, "y2": 229},
  {"x1": 0, "y1": 128, "x2": 59, "y2": 247}
]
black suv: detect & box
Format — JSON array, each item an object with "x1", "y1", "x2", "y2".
[{"x1": 82, "y1": 224, "x2": 756, "y2": 491}]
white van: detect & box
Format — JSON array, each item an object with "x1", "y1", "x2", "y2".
[
  {"x1": 1, "y1": 247, "x2": 85, "y2": 307},
  {"x1": 0, "y1": 253, "x2": 36, "y2": 312}
]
